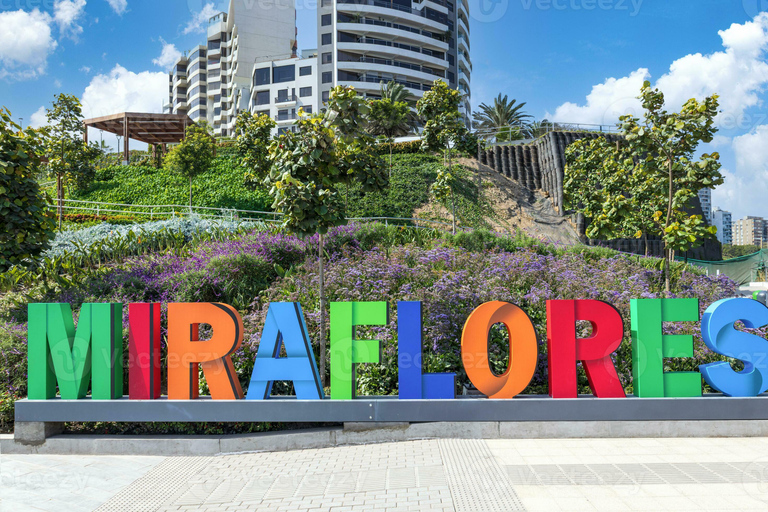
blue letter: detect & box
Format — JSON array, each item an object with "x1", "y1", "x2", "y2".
[
  {"x1": 398, "y1": 301, "x2": 455, "y2": 399},
  {"x1": 700, "y1": 298, "x2": 768, "y2": 397},
  {"x1": 246, "y1": 303, "x2": 324, "y2": 400}
]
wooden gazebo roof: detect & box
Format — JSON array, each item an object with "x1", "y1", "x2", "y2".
[{"x1": 83, "y1": 112, "x2": 194, "y2": 145}]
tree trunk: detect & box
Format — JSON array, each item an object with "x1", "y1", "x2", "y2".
[
  {"x1": 664, "y1": 157, "x2": 674, "y2": 293},
  {"x1": 189, "y1": 177, "x2": 193, "y2": 213},
  {"x1": 643, "y1": 231, "x2": 649, "y2": 257},
  {"x1": 448, "y1": 146, "x2": 456, "y2": 235},
  {"x1": 57, "y1": 173, "x2": 63, "y2": 232},
  {"x1": 319, "y1": 233, "x2": 327, "y2": 388}
]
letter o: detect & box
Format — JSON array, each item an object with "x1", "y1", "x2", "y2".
[{"x1": 461, "y1": 301, "x2": 538, "y2": 398}]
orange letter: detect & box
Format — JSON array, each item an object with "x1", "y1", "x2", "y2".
[
  {"x1": 167, "y1": 303, "x2": 244, "y2": 400},
  {"x1": 461, "y1": 301, "x2": 538, "y2": 398}
]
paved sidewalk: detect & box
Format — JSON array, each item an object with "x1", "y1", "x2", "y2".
[{"x1": 2, "y1": 437, "x2": 768, "y2": 511}]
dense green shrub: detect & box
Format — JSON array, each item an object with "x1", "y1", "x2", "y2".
[
  {"x1": 0, "y1": 110, "x2": 55, "y2": 271},
  {"x1": 375, "y1": 140, "x2": 422, "y2": 155},
  {"x1": 75, "y1": 155, "x2": 271, "y2": 212}
]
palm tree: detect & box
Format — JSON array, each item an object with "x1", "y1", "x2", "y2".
[
  {"x1": 472, "y1": 94, "x2": 532, "y2": 139},
  {"x1": 379, "y1": 81, "x2": 420, "y2": 131}
]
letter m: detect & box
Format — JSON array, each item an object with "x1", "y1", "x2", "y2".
[{"x1": 28, "y1": 303, "x2": 123, "y2": 400}]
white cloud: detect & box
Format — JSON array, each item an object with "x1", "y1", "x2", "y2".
[
  {"x1": 709, "y1": 126, "x2": 768, "y2": 220},
  {"x1": 546, "y1": 69, "x2": 648, "y2": 126},
  {"x1": 54, "y1": 79, "x2": 62, "y2": 88},
  {"x1": 30, "y1": 106, "x2": 48, "y2": 129},
  {"x1": 547, "y1": 13, "x2": 768, "y2": 128},
  {"x1": 81, "y1": 64, "x2": 168, "y2": 118},
  {"x1": 184, "y1": 3, "x2": 219, "y2": 35},
  {"x1": 80, "y1": 65, "x2": 91, "y2": 74},
  {"x1": 0, "y1": 9, "x2": 57, "y2": 80},
  {"x1": 106, "y1": 0, "x2": 127, "y2": 15},
  {"x1": 152, "y1": 38, "x2": 182, "y2": 71},
  {"x1": 54, "y1": 0, "x2": 87, "y2": 39}
]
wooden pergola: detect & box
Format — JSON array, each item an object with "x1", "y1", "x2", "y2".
[{"x1": 83, "y1": 112, "x2": 194, "y2": 164}]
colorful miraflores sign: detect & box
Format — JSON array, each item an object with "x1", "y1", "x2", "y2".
[{"x1": 25, "y1": 298, "x2": 768, "y2": 402}]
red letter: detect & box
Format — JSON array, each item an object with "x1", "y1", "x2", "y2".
[
  {"x1": 128, "y1": 303, "x2": 162, "y2": 400},
  {"x1": 547, "y1": 300, "x2": 625, "y2": 398}
]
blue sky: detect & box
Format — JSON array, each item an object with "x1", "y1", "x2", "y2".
[{"x1": 1, "y1": 1, "x2": 768, "y2": 219}]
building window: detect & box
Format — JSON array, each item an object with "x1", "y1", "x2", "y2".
[
  {"x1": 322, "y1": 52, "x2": 333, "y2": 64},
  {"x1": 322, "y1": 33, "x2": 332, "y2": 45},
  {"x1": 322, "y1": 91, "x2": 330, "y2": 102},
  {"x1": 322, "y1": 71, "x2": 332, "y2": 84},
  {"x1": 274, "y1": 65, "x2": 295, "y2": 83},
  {"x1": 300, "y1": 86, "x2": 312, "y2": 97},
  {"x1": 300, "y1": 66, "x2": 312, "y2": 76},
  {"x1": 254, "y1": 67, "x2": 270, "y2": 86},
  {"x1": 255, "y1": 91, "x2": 269, "y2": 105},
  {"x1": 303, "y1": 106, "x2": 313, "y2": 114},
  {"x1": 256, "y1": 110, "x2": 270, "y2": 117},
  {"x1": 321, "y1": 13, "x2": 332, "y2": 26}
]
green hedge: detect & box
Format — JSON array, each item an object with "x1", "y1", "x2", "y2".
[
  {"x1": 376, "y1": 140, "x2": 422, "y2": 155},
  {"x1": 75, "y1": 155, "x2": 271, "y2": 212}
]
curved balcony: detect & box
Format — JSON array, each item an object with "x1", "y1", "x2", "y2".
[
  {"x1": 337, "y1": 41, "x2": 448, "y2": 69},
  {"x1": 339, "y1": 80, "x2": 425, "y2": 99},
  {"x1": 458, "y1": 68, "x2": 470, "y2": 89},
  {"x1": 459, "y1": 0, "x2": 469, "y2": 18},
  {"x1": 419, "y1": 0, "x2": 448, "y2": 15},
  {"x1": 337, "y1": 1, "x2": 449, "y2": 32},
  {"x1": 336, "y1": 22, "x2": 449, "y2": 51},
  {"x1": 458, "y1": 14, "x2": 470, "y2": 37},
  {"x1": 338, "y1": 60, "x2": 444, "y2": 84},
  {"x1": 458, "y1": 50, "x2": 472, "y2": 73},
  {"x1": 458, "y1": 33, "x2": 469, "y2": 53}
]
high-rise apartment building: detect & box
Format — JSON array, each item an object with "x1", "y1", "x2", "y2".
[
  {"x1": 698, "y1": 189, "x2": 712, "y2": 225},
  {"x1": 166, "y1": 0, "x2": 297, "y2": 137},
  {"x1": 732, "y1": 216, "x2": 768, "y2": 246},
  {"x1": 711, "y1": 207, "x2": 732, "y2": 246},
  {"x1": 316, "y1": 0, "x2": 471, "y2": 125},
  {"x1": 167, "y1": 0, "x2": 471, "y2": 137}
]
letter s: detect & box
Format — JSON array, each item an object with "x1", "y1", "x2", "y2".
[{"x1": 700, "y1": 298, "x2": 768, "y2": 397}]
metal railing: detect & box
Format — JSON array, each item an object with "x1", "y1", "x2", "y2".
[
  {"x1": 46, "y1": 199, "x2": 469, "y2": 232},
  {"x1": 474, "y1": 121, "x2": 621, "y2": 143}
]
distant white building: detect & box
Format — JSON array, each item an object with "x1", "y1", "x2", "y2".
[
  {"x1": 249, "y1": 51, "x2": 319, "y2": 136},
  {"x1": 165, "y1": 0, "x2": 297, "y2": 137},
  {"x1": 711, "y1": 207, "x2": 732, "y2": 245},
  {"x1": 698, "y1": 189, "x2": 712, "y2": 225},
  {"x1": 733, "y1": 216, "x2": 767, "y2": 246}
]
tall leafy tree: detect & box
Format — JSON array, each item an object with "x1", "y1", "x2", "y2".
[
  {"x1": 41, "y1": 94, "x2": 101, "y2": 230},
  {"x1": 234, "y1": 111, "x2": 276, "y2": 189},
  {"x1": 0, "y1": 109, "x2": 54, "y2": 271},
  {"x1": 379, "y1": 80, "x2": 419, "y2": 131},
  {"x1": 472, "y1": 94, "x2": 532, "y2": 141},
  {"x1": 367, "y1": 98, "x2": 411, "y2": 175},
  {"x1": 417, "y1": 80, "x2": 468, "y2": 234},
  {"x1": 565, "y1": 81, "x2": 723, "y2": 291},
  {"x1": 164, "y1": 123, "x2": 216, "y2": 210},
  {"x1": 267, "y1": 85, "x2": 387, "y2": 386}
]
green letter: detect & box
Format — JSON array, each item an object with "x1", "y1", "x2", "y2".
[
  {"x1": 630, "y1": 298, "x2": 701, "y2": 397},
  {"x1": 330, "y1": 302, "x2": 388, "y2": 400},
  {"x1": 28, "y1": 303, "x2": 123, "y2": 400}
]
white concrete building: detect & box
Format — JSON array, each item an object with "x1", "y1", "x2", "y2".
[
  {"x1": 698, "y1": 188, "x2": 712, "y2": 224},
  {"x1": 249, "y1": 51, "x2": 319, "y2": 135},
  {"x1": 712, "y1": 207, "x2": 732, "y2": 246},
  {"x1": 316, "y1": 0, "x2": 471, "y2": 126},
  {"x1": 166, "y1": 0, "x2": 297, "y2": 137}
]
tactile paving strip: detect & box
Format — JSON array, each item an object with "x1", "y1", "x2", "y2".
[
  {"x1": 506, "y1": 461, "x2": 768, "y2": 486},
  {"x1": 94, "y1": 456, "x2": 213, "y2": 512},
  {"x1": 439, "y1": 439, "x2": 526, "y2": 511}
]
